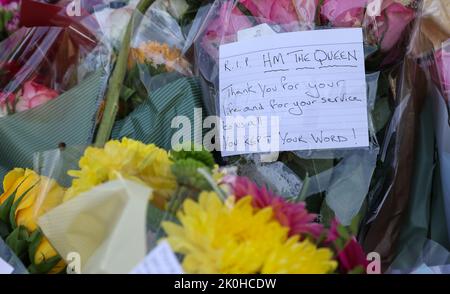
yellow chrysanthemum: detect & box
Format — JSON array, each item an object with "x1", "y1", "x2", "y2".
[
  {"x1": 262, "y1": 236, "x2": 337, "y2": 274},
  {"x1": 64, "y1": 138, "x2": 177, "y2": 207},
  {"x1": 162, "y1": 192, "x2": 337, "y2": 274}
]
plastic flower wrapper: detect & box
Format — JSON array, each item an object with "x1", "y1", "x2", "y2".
[
  {"x1": 190, "y1": 0, "x2": 418, "y2": 229},
  {"x1": 142, "y1": 171, "x2": 368, "y2": 274},
  {"x1": 0, "y1": 0, "x2": 112, "y2": 117},
  {"x1": 389, "y1": 239, "x2": 450, "y2": 274},
  {"x1": 368, "y1": 0, "x2": 450, "y2": 272},
  {"x1": 0, "y1": 236, "x2": 28, "y2": 274},
  {"x1": 109, "y1": 1, "x2": 206, "y2": 150},
  {"x1": 151, "y1": 0, "x2": 207, "y2": 29},
  {"x1": 16, "y1": 141, "x2": 155, "y2": 274},
  {"x1": 122, "y1": 2, "x2": 194, "y2": 113},
  {"x1": 318, "y1": 0, "x2": 416, "y2": 68},
  {"x1": 0, "y1": 140, "x2": 153, "y2": 274},
  {"x1": 19, "y1": 139, "x2": 219, "y2": 273},
  {"x1": 0, "y1": 2, "x2": 115, "y2": 180},
  {"x1": 93, "y1": 0, "x2": 140, "y2": 50},
  {"x1": 38, "y1": 178, "x2": 151, "y2": 274},
  {"x1": 93, "y1": 0, "x2": 204, "y2": 148}
]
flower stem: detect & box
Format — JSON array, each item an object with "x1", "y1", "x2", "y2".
[{"x1": 95, "y1": 0, "x2": 155, "y2": 147}]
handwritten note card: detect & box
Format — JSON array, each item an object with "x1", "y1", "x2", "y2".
[
  {"x1": 219, "y1": 28, "x2": 369, "y2": 156},
  {"x1": 130, "y1": 241, "x2": 183, "y2": 274},
  {"x1": 0, "y1": 258, "x2": 13, "y2": 274}
]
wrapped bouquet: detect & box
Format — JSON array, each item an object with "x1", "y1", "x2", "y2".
[
  {"x1": 0, "y1": 136, "x2": 365, "y2": 274},
  {"x1": 385, "y1": 0, "x2": 450, "y2": 273},
  {"x1": 192, "y1": 0, "x2": 417, "y2": 233},
  {"x1": 0, "y1": 1, "x2": 112, "y2": 179}
]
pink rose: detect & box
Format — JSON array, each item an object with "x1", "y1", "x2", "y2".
[
  {"x1": 201, "y1": 0, "x2": 320, "y2": 58},
  {"x1": 15, "y1": 81, "x2": 59, "y2": 112},
  {"x1": 201, "y1": 2, "x2": 253, "y2": 58},
  {"x1": 369, "y1": 0, "x2": 415, "y2": 52},
  {"x1": 320, "y1": 0, "x2": 367, "y2": 27},
  {"x1": 240, "y1": 0, "x2": 319, "y2": 30}
]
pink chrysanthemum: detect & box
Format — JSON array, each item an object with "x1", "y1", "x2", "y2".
[
  {"x1": 222, "y1": 175, "x2": 323, "y2": 238},
  {"x1": 327, "y1": 218, "x2": 368, "y2": 273}
]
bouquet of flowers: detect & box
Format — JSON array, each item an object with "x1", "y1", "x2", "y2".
[
  {"x1": 0, "y1": 135, "x2": 365, "y2": 274},
  {"x1": 1, "y1": 0, "x2": 444, "y2": 275},
  {"x1": 192, "y1": 0, "x2": 417, "y2": 233},
  {"x1": 102, "y1": 0, "x2": 207, "y2": 150},
  {"x1": 157, "y1": 174, "x2": 367, "y2": 274},
  {"x1": 0, "y1": 137, "x2": 220, "y2": 274},
  {"x1": 384, "y1": 0, "x2": 450, "y2": 273},
  {"x1": 0, "y1": 0, "x2": 113, "y2": 179}
]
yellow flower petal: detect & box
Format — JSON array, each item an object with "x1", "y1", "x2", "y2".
[
  {"x1": 66, "y1": 138, "x2": 176, "y2": 206},
  {"x1": 0, "y1": 168, "x2": 25, "y2": 204}
]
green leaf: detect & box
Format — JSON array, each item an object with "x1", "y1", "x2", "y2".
[
  {"x1": 372, "y1": 96, "x2": 392, "y2": 133},
  {"x1": 119, "y1": 86, "x2": 137, "y2": 102},
  {"x1": 27, "y1": 230, "x2": 43, "y2": 264},
  {"x1": 349, "y1": 212, "x2": 362, "y2": 236},
  {"x1": 9, "y1": 180, "x2": 39, "y2": 230},
  {"x1": 280, "y1": 152, "x2": 336, "y2": 179},
  {"x1": 337, "y1": 224, "x2": 351, "y2": 241},
  {"x1": 348, "y1": 266, "x2": 365, "y2": 274},
  {"x1": 0, "y1": 220, "x2": 10, "y2": 239},
  {"x1": 296, "y1": 173, "x2": 311, "y2": 202},
  {"x1": 319, "y1": 201, "x2": 335, "y2": 227},
  {"x1": 334, "y1": 238, "x2": 345, "y2": 252},
  {"x1": 5, "y1": 226, "x2": 30, "y2": 262},
  {"x1": 26, "y1": 230, "x2": 65, "y2": 274},
  {"x1": 146, "y1": 203, "x2": 167, "y2": 233},
  {"x1": 0, "y1": 175, "x2": 29, "y2": 226},
  {"x1": 28, "y1": 255, "x2": 63, "y2": 274},
  {"x1": 0, "y1": 191, "x2": 15, "y2": 226}
]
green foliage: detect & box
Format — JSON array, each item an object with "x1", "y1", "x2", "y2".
[
  {"x1": 5, "y1": 226, "x2": 30, "y2": 262},
  {"x1": 172, "y1": 158, "x2": 212, "y2": 191},
  {"x1": 171, "y1": 147, "x2": 215, "y2": 169}
]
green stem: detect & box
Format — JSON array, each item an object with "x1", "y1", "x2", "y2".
[
  {"x1": 296, "y1": 173, "x2": 311, "y2": 202},
  {"x1": 95, "y1": 0, "x2": 155, "y2": 147}
]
